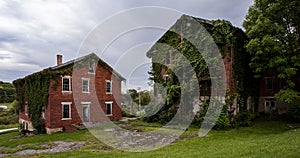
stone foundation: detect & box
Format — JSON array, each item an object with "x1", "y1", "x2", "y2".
[{"x1": 46, "y1": 127, "x2": 63, "y2": 134}]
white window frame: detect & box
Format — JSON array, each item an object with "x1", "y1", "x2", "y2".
[
  {"x1": 61, "y1": 102, "x2": 72, "y2": 120},
  {"x1": 62, "y1": 76, "x2": 71, "y2": 92},
  {"x1": 82, "y1": 78, "x2": 90, "y2": 93},
  {"x1": 88, "y1": 62, "x2": 95, "y2": 74},
  {"x1": 81, "y1": 102, "x2": 91, "y2": 122},
  {"x1": 105, "y1": 101, "x2": 113, "y2": 116},
  {"x1": 106, "y1": 80, "x2": 112, "y2": 94},
  {"x1": 264, "y1": 98, "x2": 276, "y2": 113}
]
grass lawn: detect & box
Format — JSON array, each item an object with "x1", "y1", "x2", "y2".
[{"x1": 0, "y1": 120, "x2": 299, "y2": 157}]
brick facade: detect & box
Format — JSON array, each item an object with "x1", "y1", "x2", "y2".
[
  {"x1": 257, "y1": 71, "x2": 300, "y2": 114},
  {"x1": 17, "y1": 54, "x2": 124, "y2": 134}
]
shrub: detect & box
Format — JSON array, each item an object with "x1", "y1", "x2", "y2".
[
  {"x1": 287, "y1": 102, "x2": 300, "y2": 123},
  {"x1": 233, "y1": 110, "x2": 255, "y2": 127},
  {"x1": 214, "y1": 112, "x2": 231, "y2": 129},
  {"x1": 0, "y1": 112, "x2": 18, "y2": 125}
]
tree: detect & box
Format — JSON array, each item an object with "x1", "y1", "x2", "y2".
[
  {"x1": 243, "y1": 0, "x2": 300, "y2": 103},
  {"x1": 127, "y1": 89, "x2": 151, "y2": 107},
  {"x1": 0, "y1": 81, "x2": 16, "y2": 103},
  {"x1": 128, "y1": 89, "x2": 138, "y2": 100}
]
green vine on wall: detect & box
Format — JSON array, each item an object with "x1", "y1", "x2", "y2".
[
  {"x1": 13, "y1": 53, "x2": 110, "y2": 133},
  {"x1": 146, "y1": 16, "x2": 252, "y2": 126}
]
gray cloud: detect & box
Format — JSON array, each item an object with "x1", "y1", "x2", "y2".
[{"x1": 0, "y1": 0, "x2": 253, "y2": 90}]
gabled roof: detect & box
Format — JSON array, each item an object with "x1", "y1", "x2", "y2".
[
  {"x1": 14, "y1": 53, "x2": 125, "y2": 82},
  {"x1": 51, "y1": 53, "x2": 125, "y2": 80}
]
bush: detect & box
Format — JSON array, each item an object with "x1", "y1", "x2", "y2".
[
  {"x1": 214, "y1": 112, "x2": 231, "y2": 129},
  {"x1": 233, "y1": 110, "x2": 255, "y2": 127},
  {"x1": 143, "y1": 103, "x2": 176, "y2": 124},
  {"x1": 287, "y1": 103, "x2": 300, "y2": 123},
  {"x1": 0, "y1": 112, "x2": 18, "y2": 125}
]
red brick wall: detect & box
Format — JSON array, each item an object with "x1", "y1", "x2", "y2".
[
  {"x1": 259, "y1": 71, "x2": 280, "y2": 97},
  {"x1": 222, "y1": 45, "x2": 236, "y2": 93},
  {"x1": 46, "y1": 64, "x2": 123, "y2": 129},
  {"x1": 19, "y1": 112, "x2": 30, "y2": 122}
]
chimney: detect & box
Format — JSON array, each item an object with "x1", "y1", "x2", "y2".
[{"x1": 57, "y1": 54, "x2": 62, "y2": 66}]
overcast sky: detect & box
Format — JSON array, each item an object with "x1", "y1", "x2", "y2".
[{"x1": 0, "y1": 0, "x2": 253, "y2": 90}]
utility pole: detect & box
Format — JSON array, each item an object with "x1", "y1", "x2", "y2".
[{"x1": 137, "y1": 87, "x2": 141, "y2": 111}]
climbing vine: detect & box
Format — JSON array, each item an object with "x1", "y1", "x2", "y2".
[
  {"x1": 146, "y1": 16, "x2": 253, "y2": 127},
  {"x1": 13, "y1": 53, "x2": 108, "y2": 133}
]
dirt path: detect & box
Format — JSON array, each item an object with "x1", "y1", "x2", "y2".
[{"x1": 0, "y1": 128, "x2": 18, "y2": 134}]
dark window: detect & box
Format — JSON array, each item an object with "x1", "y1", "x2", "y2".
[
  {"x1": 62, "y1": 104, "x2": 71, "y2": 119},
  {"x1": 165, "y1": 76, "x2": 170, "y2": 82},
  {"x1": 265, "y1": 99, "x2": 276, "y2": 113},
  {"x1": 106, "y1": 81, "x2": 112, "y2": 93},
  {"x1": 106, "y1": 102, "x2": 112, "y2": 115},
  {"x1": 265, "y1": 78, "x2": 273, "y2": 90},
  {"x1": 62, "y1": 77, "x2": 70, "y2": 91}
]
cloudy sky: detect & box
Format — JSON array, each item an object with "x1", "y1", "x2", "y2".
[{"x1": 0, "y1": 0, "x2": 253, "y2": 90}]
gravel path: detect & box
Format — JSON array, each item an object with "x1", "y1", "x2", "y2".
[{"x1": 0, "y1": 141, "x2": 85, "y2": 157}]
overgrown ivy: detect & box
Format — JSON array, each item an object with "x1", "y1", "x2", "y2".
[{"x1": 146, "y1": 15, "x2": 253, "y2": 127}]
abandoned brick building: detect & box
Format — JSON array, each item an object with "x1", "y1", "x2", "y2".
[
  {"x1": 14, "y1": 53, "x2": 124, "y2": 134},
  {"x1": 147, "y1": 14, "x2": 297, "y2": 115}
]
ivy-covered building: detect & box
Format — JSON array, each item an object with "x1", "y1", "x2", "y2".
[
  {"x1": 146, "y1": 14, "x2": 252, "y2": 124},
  {"x1": 13, "y1": 53, "x2": 124, "y2": 134},
  {"x1": 147, "y1": 14, "x2": 297, "y2": 120}
]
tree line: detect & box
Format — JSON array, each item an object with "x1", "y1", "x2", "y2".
[{"x1": 0, "y1": 81, "x2": 16, "y2": 103}]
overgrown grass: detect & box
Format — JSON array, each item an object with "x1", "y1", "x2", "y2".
[{"x1": 0, "y1": 121, "x2": 299, "y2": 157}]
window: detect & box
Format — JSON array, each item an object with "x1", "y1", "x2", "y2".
[
  {"x1": 106, "y1": 80, "x2": 112, "y2": 93},
  {"x1": 164, "y1": 75, "x2": 170, "y2": 82},
  {"x1": 88, "y1": 62, "x2": 95, "y2": 74},
  {"x1": 62, "y1": 102, "x2": 71, "y2": 119},
  {"x1": 265, "y1": 99, "x2": 276, "y2": 113},
  {"x1": 62, "y1": 76, "x2": 71, "y2": 92},
  {"x1": 105, "y1": 101, "x2": 113, "y2": 116},
  {"x1": 265, "y1": 78, "x2": 273, "y2": 90},
  {"x1": 81, "y1": 102, "x2": 90, "y2": 122},
  {"x1": 82, "y1": 78, "x2": 90, "y2": 93}
]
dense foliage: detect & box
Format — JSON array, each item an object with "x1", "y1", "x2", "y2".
[
  {"x1": 0, "y1": 111, "x2": 18, "y2": 125},
  {"x1": 0, "y1": 81, "x2": 16, "y2": 103},
  {"x1": 146, "y1": 15, "x2": 252, "y2": 128},
  {"x1": 243, "y1": 0, "x2": 300, "y2": 103}
]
